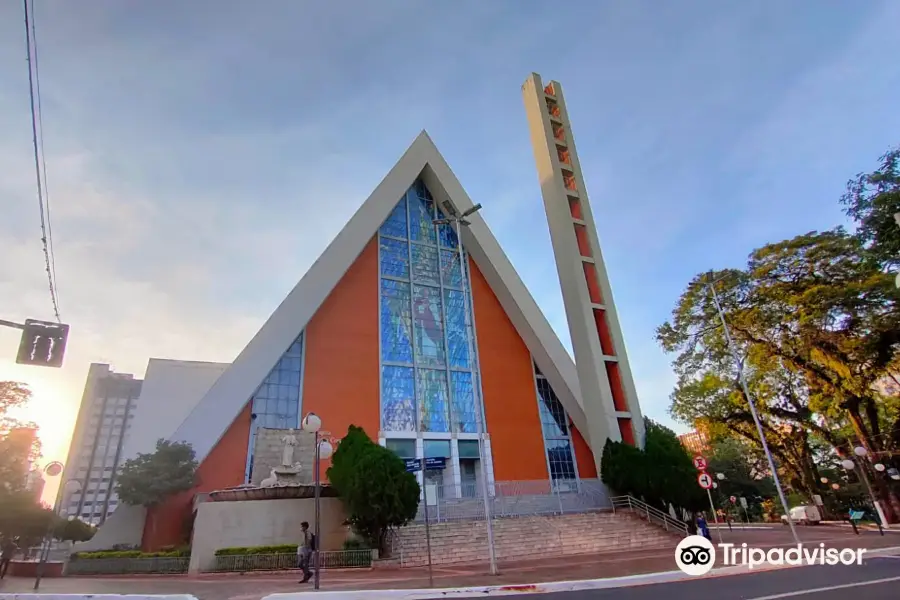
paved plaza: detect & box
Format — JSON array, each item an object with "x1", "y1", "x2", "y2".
[{"x1": 0, "y1": 525, "x2": 898, "y2": 599}]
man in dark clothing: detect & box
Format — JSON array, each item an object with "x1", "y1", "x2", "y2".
[
  {"x1": 297, "y1": 521, "x2": 313, "y2": 584},
  {"x1": 0, "y1": 537, "x2": 18, "y2": 579}
]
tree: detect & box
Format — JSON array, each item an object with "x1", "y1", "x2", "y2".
[
  {"x1": 599, "y1": 418, "x2": 704, "y2": 513},
  {"x1": 0, "y1": 491, "x2": 54, "y2": 546},
  {"x1": 841, "y1": 147, "x2": 900, "y2": 269},
  {"x1": 53, "y1": 517, "x2": 96, "y2": 543},
  {"x1": 115, "y1": 439, "x2": 198, "y2": 508},
  {"x1": 327, "y1": 426, "x2": 420, "y2": 554},
  {"x1": 0, "y1": 382, "x2": 41, "y2": 497}
]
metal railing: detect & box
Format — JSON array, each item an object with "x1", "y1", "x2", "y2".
[
  {"x1": 66, "y1": 556, "x2": 190, "y2": 575},
  {"x1": 209, "y1": 550, "x2": 376, "y2": 573},
  {"x1": 610, "y1": 495, "x2": 688, "y2": 535},
  {"x1": 413, "y1": 478, "x2": 612, "y2": 523}
]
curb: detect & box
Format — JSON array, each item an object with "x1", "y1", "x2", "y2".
[{"x1": 0, "y1": 596, "x2": 198, "y2": 600}]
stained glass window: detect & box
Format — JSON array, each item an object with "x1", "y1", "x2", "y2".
[
  {"x1": 438, "y1": 222, "x2": 459, "y2": 249},
  {"x1": 417, "y1": 368, "x2": 450, "y2": 432},
  {"x1": 444, "y1": 289, "x2": 469, "y2": 369},
  {"x1": 451, "y1": 371, "x2": 477, "y2": 433},
  {"x1": 245, "y1": 333, "x2": 304, "y2": 482},
  {"x1": 380, "y1": 280, "x2": 413, "y2": 363},
  {"x1": 382, "y1": 366, "x2": 416, "y2": 432},
  {"x1": 380, "y1": 196, "x2": 407, "y2": 238},
  {"x1": 380, "y1": 238, "x2": 409, "y2": 279},
  {"x1": 440, "y1": 250, "x2": 462, "y2": 288},
  {"x1": 409, "y1": 192, "x2": 437, "y2": 245},
  {"x1": 534, "y1": 374, "x2": 577, "y2": 484},
  {"x1": 413, "y1": 285, "x2": 444, "y2": 367},
  {"x1": 411, "y1": 245, "x2": 440, "y2": 285},
  {"x1": 377, "y1": 179, "x2": 482, "y2": 435}
]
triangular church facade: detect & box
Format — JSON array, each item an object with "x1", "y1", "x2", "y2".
[{"x1": 138, "y1": 75, "x2": 643, "y2": 549}]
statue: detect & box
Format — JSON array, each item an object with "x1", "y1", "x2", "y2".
[{"x1": 281, "y1": 429, "x2": 299, "y2": 467}]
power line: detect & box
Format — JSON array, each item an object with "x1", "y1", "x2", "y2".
[{"x1": 23, "y1": 0, "x2": 61, "y2": 322}]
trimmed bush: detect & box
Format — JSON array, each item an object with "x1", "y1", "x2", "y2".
[
  {"x1": 214, "y1": 544, "x2": 297, "y2": 556},
  {"x1": 71, "y1": 548, "x2": 189, "y2": 560}
]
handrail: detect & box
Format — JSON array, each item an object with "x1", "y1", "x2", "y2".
[{"x1": 610, "y1": 495, "x2": 688, "y2": 535}]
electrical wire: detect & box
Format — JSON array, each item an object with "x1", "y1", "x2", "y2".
[{"x1": 23, "y1": 0, "x2": 61, "y2": 322}]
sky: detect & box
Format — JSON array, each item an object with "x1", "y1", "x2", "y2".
[{"x1": 1, "y1": 1, "x2": 898, "y2": 503}]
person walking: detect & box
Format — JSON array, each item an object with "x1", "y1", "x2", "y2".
[
  {"x1": 696, "y1": 513, "x2": 712, "y2": 541},
  {"x1": 297, "y1": 521, "x2": 314, "y2": 584},
  {"x1": 0, "y1": 537, "x2": 18, "y2": 579}
]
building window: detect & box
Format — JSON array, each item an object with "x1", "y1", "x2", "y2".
[
  {"x1": 385, "y1": 439, "x2": 416, "y2": 459},
  {"x1": 377, "y1": 180, "x2": 482, "y2": 436},
  {"x1": 244, "y1": 333, "x2": 305, "y2": 482},
  {"x1": 534, "y1": 366, "x2": 578, "y2": 487}
]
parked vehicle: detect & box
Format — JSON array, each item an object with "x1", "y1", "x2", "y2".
[{"x1": 781, "y1": 505, "x2": 822, "y2": 525}]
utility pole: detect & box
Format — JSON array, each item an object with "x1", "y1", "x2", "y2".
[{"x1": 707, "y1": 278, "x2": 800, "y2": 544}]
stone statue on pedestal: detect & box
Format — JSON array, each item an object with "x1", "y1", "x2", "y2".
[{"x1": 260, "y1": 428, "x2": 305, "y2": 488}]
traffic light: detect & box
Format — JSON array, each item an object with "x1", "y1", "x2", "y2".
[{"x1": 16, "y1": 319, "x2": 69, "y2": 368}]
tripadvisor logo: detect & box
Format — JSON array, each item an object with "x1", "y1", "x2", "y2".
[
  {"x1": 675, "y1": 536, "x2": 716, "y2": 576},
  {"x1": 675, "y1": 536, "x2": 867, "y2": 576}
]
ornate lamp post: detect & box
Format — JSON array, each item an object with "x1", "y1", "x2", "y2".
[
  {"x1": 301, "y1": 412, "x2": 333, "y2": 590},
  {"x1": 841, "y1": 445, "x2": 888, "y2": 529}
]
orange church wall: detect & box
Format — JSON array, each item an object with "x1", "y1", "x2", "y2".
[
  {"x1": 302, "y1": 236, "x2": 380, "y2": 472},
  {"x1": 142, "y1": 403, "x2": 251, "y2": 550},
  {"x1": 571, "y1": 425, "x2": 598, "y2": 478},
  {"x1": 468, "y1": 258, "x2": 548, "y2": 482}
]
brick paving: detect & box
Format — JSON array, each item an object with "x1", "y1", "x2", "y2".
[{"x1": 0, "y1": 526, "x2": 897, "y2": 600}]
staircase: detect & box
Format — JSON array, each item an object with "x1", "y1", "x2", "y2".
[{"x1": 393, "y1": 501, "x2": 684, "y2": 567}]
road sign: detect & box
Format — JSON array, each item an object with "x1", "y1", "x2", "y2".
[
  {"x1": 697, "y1": 472, "x2": 713, "y2": 490},
  {"x1": 404, "y1": 457, "x2": 448, "y2": 473},
  {"x1": 693, "y1": 456, "x2": 708, "y2": 471},
  {"x1": 16, "y1": 319, "x2": 69, "y2": 368},
  {"x1": 729, "y1": 495, "x2": 737, "y2": 504}
]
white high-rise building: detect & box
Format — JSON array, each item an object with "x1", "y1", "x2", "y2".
[{"x1": 60, "y1": 364, "x2": 142, "y2": 525}]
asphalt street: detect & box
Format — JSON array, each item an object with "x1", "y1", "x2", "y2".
[{"x1": 459, "y1": 557, "x2": 900, "y2": 599}]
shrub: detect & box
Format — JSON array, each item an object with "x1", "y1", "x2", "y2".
[
  {"x1": 214, "y1": 544, "x2": 297, "y2": 556},
  {"x1": 70, "y1": 548, "x2": 189, "y2": 560},
  {"x1": 342, "y1": 538, "x2": 369, "y2": 550}
]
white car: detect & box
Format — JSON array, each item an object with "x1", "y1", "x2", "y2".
[{"x1": 781, "y1": 505, "x2": 821, "y2": 525}]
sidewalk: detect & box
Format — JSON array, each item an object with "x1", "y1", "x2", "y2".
[{"x1": 2, "y1": 529, "x2": 899, "y2": 600}]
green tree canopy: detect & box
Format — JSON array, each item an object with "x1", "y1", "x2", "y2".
[
  {"x1": 115, "y1": 439, "x2": 198, "y2": 508},
  {"x1": 600, "y1": 418, "x2": 705, "y2": 513},
  {"x1": 0, "y1": 382, "x2": 41, "y2": 498},
  {"x1": 841, "y1": 147, "x2": 900, "y2": 268},
  {"x1": 327, "y1": 426, "x2": 420, "y2": 553}
]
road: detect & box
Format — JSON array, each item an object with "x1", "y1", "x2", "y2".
[{"x1": 458, "y1": 557, "x2": 900, "y2": 599}]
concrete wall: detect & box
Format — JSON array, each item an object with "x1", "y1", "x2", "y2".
[
  {"x1": 189, "y1": 497, "x2": 347, "y2": 573},
  {"x1": 73, "y1": 504, "x2": 146, "y2": 551},
  {"x1": 126, "y1": 359, "x2": 229, "y2": 460},
  {"x1": 250, "y1": 428, "x2": 316, "y2": 486}
]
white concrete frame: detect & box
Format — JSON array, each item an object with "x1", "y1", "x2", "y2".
[{"x1": 171, "y1": 131, "x2": 590, "y2": 466}]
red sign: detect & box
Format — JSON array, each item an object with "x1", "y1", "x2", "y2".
[
  {"x1": 730, "y1": 496, "x2": 737, "y2": 504},
  {"x1": 697, "y1": 472, "x2": 713, "y2": 490},
  {"x1": 693, "y1": 456, "x2": 708, "y2": 471}
]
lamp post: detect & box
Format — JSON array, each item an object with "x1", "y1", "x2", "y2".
[
  {"x1": 301, "y1": 412, "x2": 333, "y2": 591},
  {"x1": 34, "y1": 462, "x2": 78, "y2": 590},
  {"x1": 707, "y1": 278, "x2": 800, "y2": 544},
  {"x1": 841, "y1": 446, "x2": 888, "y2": 529},
  {"x1": 434, "y1": 202, "x2": 498, "y2": 576}
]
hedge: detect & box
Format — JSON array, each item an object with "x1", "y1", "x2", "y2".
[
  {"x1": 214, "y1": 544, "x2": 298, "y2": 556},
  {"x1": 71, "y1": 549, "x2": 189, "y2": 560}
]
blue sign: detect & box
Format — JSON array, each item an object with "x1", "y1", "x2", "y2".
[{"x1": 404, "y1": 457, "x2": 447, "y2": 472}]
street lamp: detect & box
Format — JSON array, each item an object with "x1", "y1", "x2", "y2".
[
  {"x1": 301, "y1": 412, "x2": 333, "y2": 590},
  {"x1": 434, "y1": 201, "x2": 498, "y2": 576},
  {"x1": 841, "y1": 448, "x2": 888, "y2": 528},
  {"x1": 34, "y1": 463, "x2": 79, "y2": 590},
  {"x1": 707, "y1": 277, "x2": 800, "y2": 543},
  {"x1": 716, "y1": 473, "x2": 725, "y2": 481}
]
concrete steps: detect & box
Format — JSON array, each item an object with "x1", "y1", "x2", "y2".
[{"x1": 394, "y1": 510, "x2": 680, "y2": 567}]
